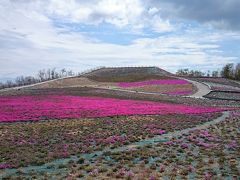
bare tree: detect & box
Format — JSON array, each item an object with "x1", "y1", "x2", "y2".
[
  {"x1": 212, "y1": 71, "x2": 219, "y2": 77},
  {"x1": 60, "y1": 68, "x2": 67, "y2": 77},
  {"x1": 6, "y1": 80, "x2": 14, "y2": 88},
  {"x1": 51, "y1": 68, "x2": 56, "y2": 79},
  {"x1": 38, "y1": 69, "x2": 46, "y2": 82},
  {"x1": 0, "y1": 67, "x2": 79, "y2": 90},
  {"x1": 0, "y1": 82, "x2": 4, "y2": 89},
  {"x1": 67, "y1": 70, "x2": 74, "y2": 76},
  {"x1": 46, "y1": 69, "x2": 51, "y2": 80}
]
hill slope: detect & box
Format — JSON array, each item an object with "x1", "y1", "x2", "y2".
[{"x1": 83, "y1": 66, "x2": 174, "y2": 82}]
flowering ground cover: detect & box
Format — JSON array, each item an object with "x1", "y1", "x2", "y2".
[
  {"x1": 0, "y1": 95, "x2": 225, "y2": 122},
  {"x1": 117, "y1": 79, "x2": 195, "y2": 96},
  {"x1": 0, "y1": 112, "x2": 222, "y2": 172},
  {"x1": 1, "y1": 111, "x2": 239, "y2": 179},
  {"x1": 118, "y1": 79, "x2": 189, "y2": 88},
  {"x1": 92, "y1": 112, "x2": 239, "y2": 179},
  {"x1": 122, "y1": 84, "x2": 194, "y2": 95},
  {"x1": 1, "y1": 87, "x2": 240, "y2": 107}
]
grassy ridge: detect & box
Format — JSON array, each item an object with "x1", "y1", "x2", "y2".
[{"x1": 84, "y1": 67, "x2": 174, "y2": 82}]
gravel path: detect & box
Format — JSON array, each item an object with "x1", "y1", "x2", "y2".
[
  {"x1": 182, "y1": 78, "x2": 211, "y2": 98},
  {"x1": 93, "y1": 77, "x2": 212, "y2": 99}
]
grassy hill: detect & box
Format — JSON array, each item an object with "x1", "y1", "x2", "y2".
[{"x1": 83, "y1": 66, "x2": 174, "y2": 82}]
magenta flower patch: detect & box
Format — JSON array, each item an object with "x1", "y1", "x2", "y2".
[
  {"x1": 118, "y1": 79, "x2": 189, "y2": 87},
  {"x1": 0, "y1": 163, "x2": 15, "y2": 169},
  {"x1": 0, "y1": 95, "x2": 225, "y2": 122}
]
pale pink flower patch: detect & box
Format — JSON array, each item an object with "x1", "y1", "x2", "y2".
[{"x1": 118, "y1": 79, "x2": 189, "y2": 87}]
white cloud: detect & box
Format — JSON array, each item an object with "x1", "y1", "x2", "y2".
[
  {"x1": 150, "y1": 15, "x2": 173, "y2": 33},
  {"x1": 47, "y1": 0, "x2": 144, "y2": 28},
  {"x1": 0, "y1": 0, "x2": 239, "y2": 81}
]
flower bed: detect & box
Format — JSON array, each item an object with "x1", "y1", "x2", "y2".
[
  {"x1": 2, "y1": 111, "x2": 239, "y2": 179},
  {"x1": 118, "y1": 79, "x2": 189, "y2": 88},
  {"x1": 119, "y1": 84, "x2": 194, "y2": 96},
  {"x1": 0, "y1": 95, "x2": 225, "y2": 122},
  {"x1": 0, "y1": 113, "x2": 221, "y2": 169},
  {"x1": 117, "y1": 79, "x2": 194, "y2": 96}
]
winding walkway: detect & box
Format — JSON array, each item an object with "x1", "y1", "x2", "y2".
[
  {"x1": 181, "y1": 78, "x2": 211, "y2": 98},
  {"x1": 91, "y1": 78, "x2": 212, "y2": 99},
  {"x1": 2, "y1": 111, "x2": 230, "y2": 177}
]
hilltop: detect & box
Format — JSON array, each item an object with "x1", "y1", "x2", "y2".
[{"x1": 83, "y1": 66, "x2": 174, "y2": 82}]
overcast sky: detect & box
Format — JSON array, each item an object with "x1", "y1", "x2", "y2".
[{"x1": 0, "y1": 0, "x2": 240, "y2": 82}]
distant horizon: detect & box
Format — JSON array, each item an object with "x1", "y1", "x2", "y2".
[{"x1": 0, "y1": 65, "x2": 228, "y2": 83}]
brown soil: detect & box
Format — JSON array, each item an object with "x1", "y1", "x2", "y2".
[{"x1": 29, "y1": 77, "x2": 116, "y2": 89}]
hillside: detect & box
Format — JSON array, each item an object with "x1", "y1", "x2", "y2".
[
  {"x1": 83, "y1": 66, "x2": 174, "y2": 82},
  {"x1": 24, "y1": 66, "x2": 175, "y2": 89}
]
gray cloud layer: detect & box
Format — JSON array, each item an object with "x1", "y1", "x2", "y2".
[{"x1": 150, "y1": 0, "x2": 240, "y2": 31}]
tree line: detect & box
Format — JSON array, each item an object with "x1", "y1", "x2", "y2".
[
  {"x1": 0, "y1": 68, "x2": 78, "y2": 90},
  {"x1": 176, "y1": 63, "x2": 240, "y2": 80}
]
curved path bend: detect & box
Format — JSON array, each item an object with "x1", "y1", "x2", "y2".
[
  {"x1": 93, "y1": 77, "x2": 212, "y2": 99},
  {"x1": 181, "y1": 78, "x2": 211, "y2": 98}
]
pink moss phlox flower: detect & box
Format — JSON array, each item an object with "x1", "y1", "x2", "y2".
[
  {"x1": 0, "y1": 163, "x2": 15, "y2": 169},
  {"x1": 164, "y1": 141, "x2": 174, "y2": 146},
  {"x1": 89, "y1": 169, "x2": 99, "y2": 176},
  {"x1": 159, "y1": 165, "x2": 165, "y2": 173},
  {"x1": 197, "y1": 141, "x2": 218, "y2": 149},
  {"x1": 16, "y1": 139, "x2": 27, "y2": 145},
  {"x1": 62, "y1": 144, "x2": 69, "y2": 157},
  {"x1": 118, "y1": 168, "x2": 126, "y2": 176},
  {"x1": 143, "y1": 124, "x2": 158, "y2": 129},
  {"x1": 199, "y1": 130, "x2": 211, "y2": 137},
  {"x1": 104, "y1": 120, "x2": 113, "y2": 125},
  {"x1": 188, "y1": 165, "x2": 195, "y2": 172},
  {"x1": 226, "y1": 140, "x2": 238, "y2": 149},
  {"x1": 149, "y1": 175, "x2": 156, "y2": 180},
  {"x1": 187, "y1": 135, "x2": 195, "y2": 142},
  {"x1": 118, "y1": 79, "x2": 189, "y2": 88},
  {"x1": 180, "y1": 143, "x2": 189, "y2": 149},
  {"x1": 129, "y1": 147, "x2": 137, "y2": 151},
  {"x1": 104, "y1": 135, "x2": 126, "y2": 144},
  {"x1": 150, "y1": 129, "x2": 166, "y2": 135},
  {"x1": 0, "y1": 95, "x2": 225, "y2": 122},
  {"x1": 204, "y1": 172, "x2": 212, "y2": 180},
  {"x1": 126, "y1": 170, "x2": 135, "y2": 178}
]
